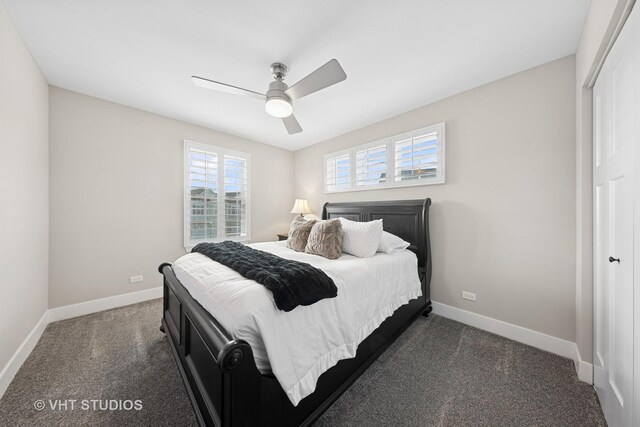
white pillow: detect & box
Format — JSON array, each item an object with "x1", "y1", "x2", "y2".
[
  {"x1": 338, "y1": 218, "x2": 383, "y2": 258},
  {"x1": 377, "y1": 231, "x2": 410, "y2": 254}
]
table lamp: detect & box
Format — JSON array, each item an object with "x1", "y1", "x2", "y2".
[{"x1": 290, "y1": 199, "x2": 312, "y2": 217}]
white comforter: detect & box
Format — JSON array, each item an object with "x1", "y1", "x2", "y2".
[{"x1": 172, "y1": 241, "x2": 421, "y2": 406}]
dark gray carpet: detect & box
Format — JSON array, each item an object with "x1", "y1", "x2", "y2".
[
  {"x1": 314, "y1": 315, "x2": 605, "y2": 427},
  {"x1": 0, "y1": 299, "x2": 605, "y2": 427},
  {"x1": 0, "y1": 300, "x2": 196, "y2": 427}
]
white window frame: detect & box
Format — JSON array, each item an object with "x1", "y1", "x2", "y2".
[
  {"x1": 184, "y1": 140, "x2": 251, "y2": 250},
  {"x1": 324, "y1": 123, "x2": 445, "y2": 193}
]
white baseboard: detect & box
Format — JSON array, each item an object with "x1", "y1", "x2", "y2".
[
  {"x1": 0, "y1": 291, "x2": 591, "y2": 402},
  {"x1": 573, "y1": 345, "x2": 594, "y2": 383},
  {"x1": 0, "y1": 310, "x2": 50, "y2": 399},
  {"x1": 0, "y1": 287, "x2": 163, "y2": 400},
  {"x1": 431, "y1": 301, "x2": 591, "y2": 383},
  {"x1": 48, "y1": 287, "x2": 163, "y2": 322}
]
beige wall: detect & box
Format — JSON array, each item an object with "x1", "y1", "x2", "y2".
[
  {"x1": 294, "y1": 56, "x2": 577, "y2": 341},
  {"x1": 49, "y1": 87, "x2": 293, "y2": 307},
  {"x1": 0, "y1": 3, "x2": 49, "y2": 373},
  {"x1": 2, "y1": 0, "x2": 631, "y2": 388},
  {"x1": 5, "y1": 0, "x2": 627, "y2": 374},
  {"x1": 574, "y1": 0, "x2": 635, "y2": 365}
]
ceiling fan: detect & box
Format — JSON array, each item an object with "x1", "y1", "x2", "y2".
[{"x1": 191, "y1": 59, "x2": 347, "y2": 135}]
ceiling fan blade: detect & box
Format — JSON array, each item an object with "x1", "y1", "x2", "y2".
[
  {"x1": 191, "y1": 76, "x2": 265, "y2": 100},
  {"x1": 284, "y1": 59, "x2": 347, "y2": 100},
  {"x1": 282, "y1": 115, "x2": 303, "y2": 135}
]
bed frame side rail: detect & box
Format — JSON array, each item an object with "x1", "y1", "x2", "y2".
[{"x1": 159, "y1": 263, "x2": 262, "y2": 427}]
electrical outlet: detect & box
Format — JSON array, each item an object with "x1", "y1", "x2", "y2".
[
  {"x1": 129, "y1": 275, "x2": 143, "y2": 284},
  {"x1": 462, "y1": 291, "x2": 476, "y2": 301}
]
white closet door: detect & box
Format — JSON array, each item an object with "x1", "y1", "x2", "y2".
[{"x1": 593, "y1": 4, "x2": 638, "y2": 427}]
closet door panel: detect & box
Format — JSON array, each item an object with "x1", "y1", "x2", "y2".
[
  {"x1": 633, "y1": 3, "x2": 640, "y2": 424},
  {"x1": 593, "y1": 86, "x2": 608, "y2": 397},
  {"x1": 594, "y1": 5, "x2": 637, "y2": 426}
]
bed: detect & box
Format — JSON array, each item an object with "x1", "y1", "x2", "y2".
[{"x1": 158, "y1": 199, "x2": 432, "y2": 426}]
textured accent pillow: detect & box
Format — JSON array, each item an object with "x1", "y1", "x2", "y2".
[
  {"x1": 287, "y1": 215, "x2": 317, "y2": 252},
  {"x1": 339, "y1": 218, "x2": 383, "y2": 258},
  {"x1": 305, "y1": 219, "x2": 344, "y2": 260},
  {"x1": 377, "y1": 231, "x2": 411, "y2": 254}
]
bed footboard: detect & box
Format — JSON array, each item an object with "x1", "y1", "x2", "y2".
[{"x1": 159, "y1": 263, "x2": 262, "y2": 427}]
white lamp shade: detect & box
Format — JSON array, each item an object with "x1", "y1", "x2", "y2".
[{"x1": 290, "y1": 199, "x2": 312, "y2": 215}]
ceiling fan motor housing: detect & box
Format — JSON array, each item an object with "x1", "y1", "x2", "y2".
[
  {"x1": 266, "y1": 62, "x2": 291, "y2": 104},
  {"x1": 266, "y1": 80, "x2": 289, "y2": 100}
]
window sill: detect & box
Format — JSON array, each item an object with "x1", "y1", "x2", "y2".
[
  {"x1": 325, "y1": 177, "x2": 445, "y2": 194},
  {"x1": 184, "y1": 237, "x2": 250, "y2": 253}
]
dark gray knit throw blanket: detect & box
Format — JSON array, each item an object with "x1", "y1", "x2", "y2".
[{"x1": 192, "y1": 241, "x2": 337, "y2": 312}]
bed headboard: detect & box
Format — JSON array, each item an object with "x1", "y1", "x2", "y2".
[{"x1": 322, "y1": 199, "x2": 431, "y2": 284}]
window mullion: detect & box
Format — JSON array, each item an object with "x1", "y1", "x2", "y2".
[
  {"x1": 350, "y1": 149, "x2": 356, "y2": 191},
  {"x1": 185, "y1": 146, "x2": 191, "y2": 248},
  {"x1": 387, "y1": 140, "x2": 394, "y2": 187},
  {"x1": 218, "y1": 151, "x2": 225, "y2": 241},
  {"x1": 201, "y1": 154, "x2": 207, "y2": 241}
]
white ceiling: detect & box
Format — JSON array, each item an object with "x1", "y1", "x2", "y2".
[{"x1": 4, "y1": 0, "x2": 589, "y2": 150}]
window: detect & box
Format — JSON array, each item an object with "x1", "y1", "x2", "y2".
[
  {"x1": 392, "y1": 128, "x2": 441, "y2": 183},
  {"x1": 324, "y1": 123, "x2": 445, "y2": 193},
  {"x1": 184, "y1": 141, "x2": 250, "y2": 249},
  {"x1": 325, "y1": 152, "x2": 351, "y2": 192},
  {"x1": 356, "y1": 143, "x2": 387, "y2": 187}
]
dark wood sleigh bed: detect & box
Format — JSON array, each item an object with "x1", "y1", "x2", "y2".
[{"x1": 158, "y1": 199, "x2": 432, "y2": 427}]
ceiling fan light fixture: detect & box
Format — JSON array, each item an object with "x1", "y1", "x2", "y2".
[
  {"x1": 192, "y1": 59, "x2": 347, "y2": 134},
  {"x1": 265, "y1": 96, "x2": 292, "y2": 118}
]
